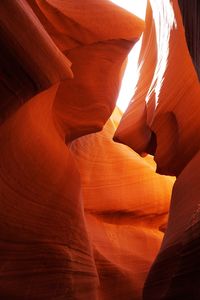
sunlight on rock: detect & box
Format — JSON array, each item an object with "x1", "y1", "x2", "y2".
[{"x1": 110, "y1": 0, "x2": 147, "y2": 112}]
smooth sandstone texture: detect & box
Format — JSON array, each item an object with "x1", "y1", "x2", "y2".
[
  {"x1": 3, "y1": 0, "x2": 198, "y2": 298},
  {"x1": 112, "y1": 0, "x2": 200, "y2": 299},
  {"x1": 28, "y1": 0, "x2": 144, "y2": 50},
  {"x1": 0, "y1": 86, "x2": 99, "y2": 300},
  {"x1": 28, "y1": 0, "x2": 144, "y2": 141},
  {"x1": 71, "y1": 109, "x2": 174, "y2": 300},
  {"x1": 114, "y1": 1, "x2": 157, "y2": 154},
  {"x1": 143, "y1": 152, "x2": 200, "y2": 300},
  {"x1": 0, "y1": 1, "x2": 155, "y2": 299},
  {"x1": 0, "y1": 0, "x2": 72, "y2": 124},
  {"x1": 115, "y1": 0, "x2": 200, "y2": 177},
  {"x1": 143, "y1": 2, "x2": 200, "y2": 298}
]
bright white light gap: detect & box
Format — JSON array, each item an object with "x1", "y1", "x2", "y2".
[{"x1": 110, "y1": 0, "x2": 147, "y2": 112}]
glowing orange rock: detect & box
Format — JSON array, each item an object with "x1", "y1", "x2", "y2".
[
  {"x1": 114, "y1": 1, "x2": 157, "y2": 154},
  {"x1": 71, "y1": 109, "x2": 174, "y2": 299},
  {"x1": 0, "y1": 1, "x2": 145, "y2": 299},
  {"x1": 29, "y1": 0, "x2": 144, "y2": 51},
  {"x1": 0, "y1": 86, "x2": 99, "y2": 299},
  {"x1": 112, "y1": 0, "x2": 200, "y2": 299},
  {"x1": 115, "y1": 0, "x2": 200, "y2": 177},
  {"x1": 29, "y1": 0, "x2": 144, "y2": 140}
]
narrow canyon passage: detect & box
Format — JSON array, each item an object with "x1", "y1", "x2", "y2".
[{"x1": 0, "y1": 0, "x2": 199, "y2": 299}]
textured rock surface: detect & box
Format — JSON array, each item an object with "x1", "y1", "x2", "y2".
[
  {"x1": 114, "y1": 1, "x2": 156, "y2": 155},
  {"x1": 0, "y1": 1, "x2": 156, "y2": 299},
  {"x1": 28, "y1": 0, "x2": 144, "y2": 141},
  {"x1": 0, "y1": 0, "x2": 72, "y2": 124},
  {"x1": 2, "y1": 0, "x2": 199, "y2": 298},
  {"x1": 143, "y1": 152, "x2": 200, "y2": 299},
  {"x1": 71, "y1": 109, "x2": 174, "y2": 300},
  {"x1": 115, "y1": 0, "x2": 200, "y2": 177},
  {"x1": 0, "y1": 86, "x2": 99, "y2": 299},
  {"x1": 113, "y1": 0, "x2": 200, "y2": 299}
]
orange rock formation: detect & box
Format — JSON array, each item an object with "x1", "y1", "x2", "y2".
[
  {"x1": 0, "y1": 0, "x2": 199, "y2": 299},
  {"x1": 71, "y1": 108, "x2": 174, "y2": 299},
  {"x1": 115, "y1": 0, "x2": 200, "y2": 299}
]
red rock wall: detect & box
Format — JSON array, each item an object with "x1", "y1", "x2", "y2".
[
  {"x1": 71, "y1": 108, "x2": 174, "y2": 299},
  {"x1": 115, "y1": 0, "x2": 200, "y2": 177},
  {"x1": 144, "y1": 151, "x2": 200, "y2": 299},
  {"x1": 2, "y1": 0, "x2": 197, "y2": 298},
  {"x1": 0, "y1": 85, "x2": 99, "y2": 299},
  {"x1": 0, "y1": 0, "x2": 72, "y2": 124},
  {"x1": 0, "y1": 1, "x2": 165, "y2": 299},
  {"x1": 114, "y1": 0, "x2": 200, "y2": 298}
]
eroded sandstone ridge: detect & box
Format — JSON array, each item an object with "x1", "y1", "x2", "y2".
[
  {"x1": 1, "y1": 0, "x2": 198, "y2": 299},
  {"x1": 0, "y1": 0, "x2": 169, "y2": 299},
  {"x1": 71, "y1": 108, "x2": 174, "y2": 299},
  {"x1": 115, "y1": 0, "x2": 200, "y2": 299}
]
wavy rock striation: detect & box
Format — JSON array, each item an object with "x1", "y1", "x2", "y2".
[
  {"x1": 71, "y1": 108, "x2": 174, "y2": 299},
  {"x1": 114, "y1": 0, "x2": 200, "y2": 298},
  {"x1": 0, "y1": 1, "x2": 151, "y2": 299}
]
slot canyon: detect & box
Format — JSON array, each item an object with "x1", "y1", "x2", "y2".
[{"x1": 0, "y1": 0, "x2": 199, "y2": 299}]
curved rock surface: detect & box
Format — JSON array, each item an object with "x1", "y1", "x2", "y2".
[
  {"x1": 0, "y1": 86, "x2": 99, "y2": 299},
  {"x1": 143, "y1": 151, "x2": 200, "y2": 299},
  {"x1": 2, "y1": 0, "x2": 198, "y2": 298},
  {"x1": 115, "y1": 0, "x2": 200, "y2": 177},
  {"x1": 0, "y1": 1, "x2": 153, "y2": 299},
  {"x1": 71, "y1": 108, "x2": 174, "y2": 299},
  {"x1": 113, "y1": 1, "x2": 200, "y2": 299},
  {"x1": 28, "y1": 0, "x2": 144, "y2": 140},
  {"x1": 0, "y1": 0, "x2": 72, "y2": 124}
]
